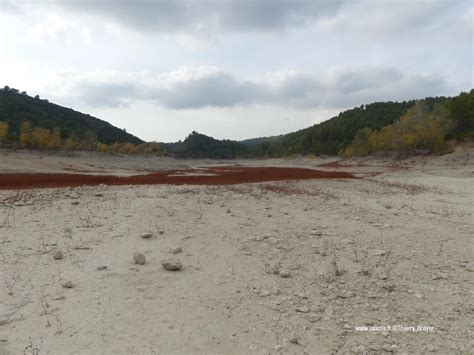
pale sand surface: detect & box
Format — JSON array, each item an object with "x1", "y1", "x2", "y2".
[{"x1": 0, "y1": 146, "x2": 473, "y2": 354}]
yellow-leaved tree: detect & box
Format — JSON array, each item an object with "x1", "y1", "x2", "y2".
[
  {"x1": 0, "y1": 121, "x2": 8, "y2": 146},
  {"x1": 20, "y1": 121, "x2": 33, "y2": 147}
]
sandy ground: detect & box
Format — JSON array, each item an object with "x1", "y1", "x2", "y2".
[{"x1": 0, "y1": 147, "x2": 473, "y2": 354}]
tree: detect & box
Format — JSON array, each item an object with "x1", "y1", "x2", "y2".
[
  {"x1": 19, "y1": 121, "x2": 33, "y2": 147},
  {"x1": 0, "y1": 121, "x2": 8, "y2": 146}
]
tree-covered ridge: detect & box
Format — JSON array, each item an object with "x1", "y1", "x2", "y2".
[
  {"x1": 161, "y1": 131, "x2": 248, "y2": 159},
  {"x1": 0, "y1": 86, "x2": 142, "y2": 145},
  {"x1": 250, "y1": 91, "x2": 474, "y2": 157}
]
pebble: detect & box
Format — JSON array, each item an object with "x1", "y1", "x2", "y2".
[
  {"x1": 134, "y1": 253, "x2": 146, "y2": 265},
  {"x1": 414, "y1": 293, "x2": 423, "y2": 299},
  {"x1": 465, "y1": 263, "x2": 474, "y2": 272},
  {"x1": 169, "y1": 246, "x2": 182, "y2": 254},
  {"x1": 140, "y1": 233, "x2": 153, "y2": 239},
  {"x1": 308, "y1": 313, "x2": 321, "y2": 322},
  {"x1": 61, "y1": 280, "x2": 74, "y2": 288},
  {"x1": 161, "y1": 259, "x2": 183, "y2": 271},
  {"x1": 296, "y1": 306, "x2": 310, "y2": 313},
  {"x1": 53, "y1": 251, "x2": 64, "y2": 260},
  {"x1": 372, "y1": 249, "x2": 389, "y2": 256},
  {"x1": 279, "y1": 269, "x2": 291, "y2": 278}
]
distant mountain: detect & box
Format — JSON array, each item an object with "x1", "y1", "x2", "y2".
[
  {"x1": 161, "y1": 131, "x2": 247, "y2": 159},
  {"x1": 0, "y1": 87, "x2": 143, "y2": 144}
]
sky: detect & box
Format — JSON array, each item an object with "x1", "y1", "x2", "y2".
[{"x1": 0, "y1": 0, "x2": 472, "y2": 142}]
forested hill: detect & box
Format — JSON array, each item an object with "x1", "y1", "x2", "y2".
[
  {"x1": 161, "y1": 131, "x2": 247, "y2": 159},
  {"x1": 250, "y1": 91, "x2": 472, "y2": 157},
  {"x1": 249, "y1": 100, "x2": 425, "y2": 157},
  {"x1": 0, "y1": 87, "x2": 142, "y2": 144}
]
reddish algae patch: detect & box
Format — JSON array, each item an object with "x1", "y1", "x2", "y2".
[{"x1": 0, "y1": 166, "x2": 356, "y2": 190}]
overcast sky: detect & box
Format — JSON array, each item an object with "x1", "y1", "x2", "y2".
[{"x1": 0, "y1": 0, "x2": 472, "y2": 142}]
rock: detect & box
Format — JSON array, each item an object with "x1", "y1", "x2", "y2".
[
  {"x1": 226, "y1": 208, "x2": 231, "y2": 214},
  {"x1": 158, "y1": 229, "x2": 165, "y2": 235},
  {"x1": 279, "y1": 269, "x2": 291, "y2": 278},
  {"x1": 372, "y1": 249, "x2": 389, "y2": 256},
  {"x1": 414, "y1": 293, "x2": 423, "y2": 299},
  {"x1": 465, "y1": 263, "x2": 474, "y2": 272},
  {"x1": 311, "y1": 230, "x2": 323, "y2": 236},
  {"x1": 274, "y1": 344, "x2": 284, "y2": 351},
  {"x1": 169, "y1": 246, "x2": 182, "y2": 254},
  {"x1": 96, "y1": 265, "x2": 108, "y2": 271},
  {"x1": 289, "y1": 334, "x2": 300, "y2": 344},
  {"x1": 61, "y1": 280, "x2": 74, "y2": 288},
  {"x1": 161, "y1": 259, "x2": 183, "y2": 271},
  {"x1": 133, "y1": 253, "x2": 146, "y2": 265},
  {"x1": 260, "y1": 290, "x2": 271, "y2": 297},
  {"x1": 308, "y1": 313, "x2": 321, "y2": 322},
  {"x1": 53, "y1": 251, "x2": 64, "y2": 260},
  {"x1": 140, "y1": 233, "x2": 153, "y2": 239},
  {"x1": 296, "y1": 306, "x2": 310, "y2": 313}
]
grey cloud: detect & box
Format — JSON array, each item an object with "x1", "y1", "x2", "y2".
[
  {"x1": 153, "y1": 73, "x2": 263, "y2": 109},
  {"x1": 50, "y1": 0, "x2": 344, "y2": 33},
  {"x1": 50, "y1": 67, "x2": 450, "y2": 111}
]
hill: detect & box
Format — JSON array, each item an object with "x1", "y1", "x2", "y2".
[
  {"x1": 238, "y1": 135, "x2": 282, "y2": 147},
  {"x1": 0, "y1": 86, "x2": 142, "y2": 145},
  {"x1": 161, "y1": 131, "x2": 247, "y2": 159},
  {"x1": 250, "y1": 92, "x2": 473, "y2": 157}
]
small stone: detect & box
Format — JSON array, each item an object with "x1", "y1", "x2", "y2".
[
  {"x1": 53, "y1": 251, "x2": 64, "y2": 260},
  {"x1": 96, "y1": 265, "x2": 108, "y2": 271},
  {"x1": 134, "y1": 253, "x2": 146, "y2": 265},
  {"x1": 140, "y1": 233, "x2": 153, "y2": 239},
  {"x1": 226, "y1": 208, "x2": 231, "y2": 214},
  {"x1": 414, "y1": 293, "x2": 423, "y2": 299},
  {"x1": 169, "y1": 246, "x2": 182, "y2": 254},
  {"x1": 279, "y1": 269, "x2": 291, "y2": 278},
  {"x1": 311, "y1": 230, "x2": 323, "y2": 236},
  {"x1": 465, "y1": 263, "x2": 474, "y2": 272},
  {"x1": 296, "y1": 306, "x2": 310, "y2": 313},
  {"x1": 274, "y1": 344, "x2": 284, "y2": 351},
  {"x1": 372, "y1": 249, "x2": 389, "y2": 256},
  {"x1": 260, "y1": 290, "x2": 271, "y2": 297},
  {"x1": 158, "y1": 229, "x2": 164, "y2": 235},
  {"x1": 308, "y1": 313, "x2": 321, "y2": 322},
  {"x1": 289, "y1": 335, "x2": 300, "y2": 344},
  {"x1": 161, "y1": 259, "x2": 183, "y2": 271},
  {"x1": 52, "y1": 295, "x2": 66, "y2": 301},
  {"x1": 61, "y1": 280, "x2": 74, "y2": 288}
]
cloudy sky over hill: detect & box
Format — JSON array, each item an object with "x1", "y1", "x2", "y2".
[{"x1": 0, "y1": 0, "x2": 472, "y2": 141}]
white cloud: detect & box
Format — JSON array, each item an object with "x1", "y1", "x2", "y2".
[{"x1": 44, "y1": 66, "x2": 450, "y2": 110}]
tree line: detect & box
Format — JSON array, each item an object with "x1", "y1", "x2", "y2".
[
  {"x1": 343, "y1": 90, "x2": 474, "y2": 157},
  {"x1": 0, "y1": 120, "x2": 164, "y2": 155}
]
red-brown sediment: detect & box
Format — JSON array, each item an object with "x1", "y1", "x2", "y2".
[{"x1": 0, "y1": 166, "x2": 356, "y2": 190}]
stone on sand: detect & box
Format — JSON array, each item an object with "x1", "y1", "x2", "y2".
[
  {"x1": 161, "y1": 259, "x2": 183, "y2": 271},
  {"x1": 169, "y1": 246, "x2": 182, "y2": 254},
  {"x1": 134, "y1": 253, "x2": 146, "y2": 265},
  {"x1": 53, "y1": 250, "x2": 64, "y2": 260}
]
